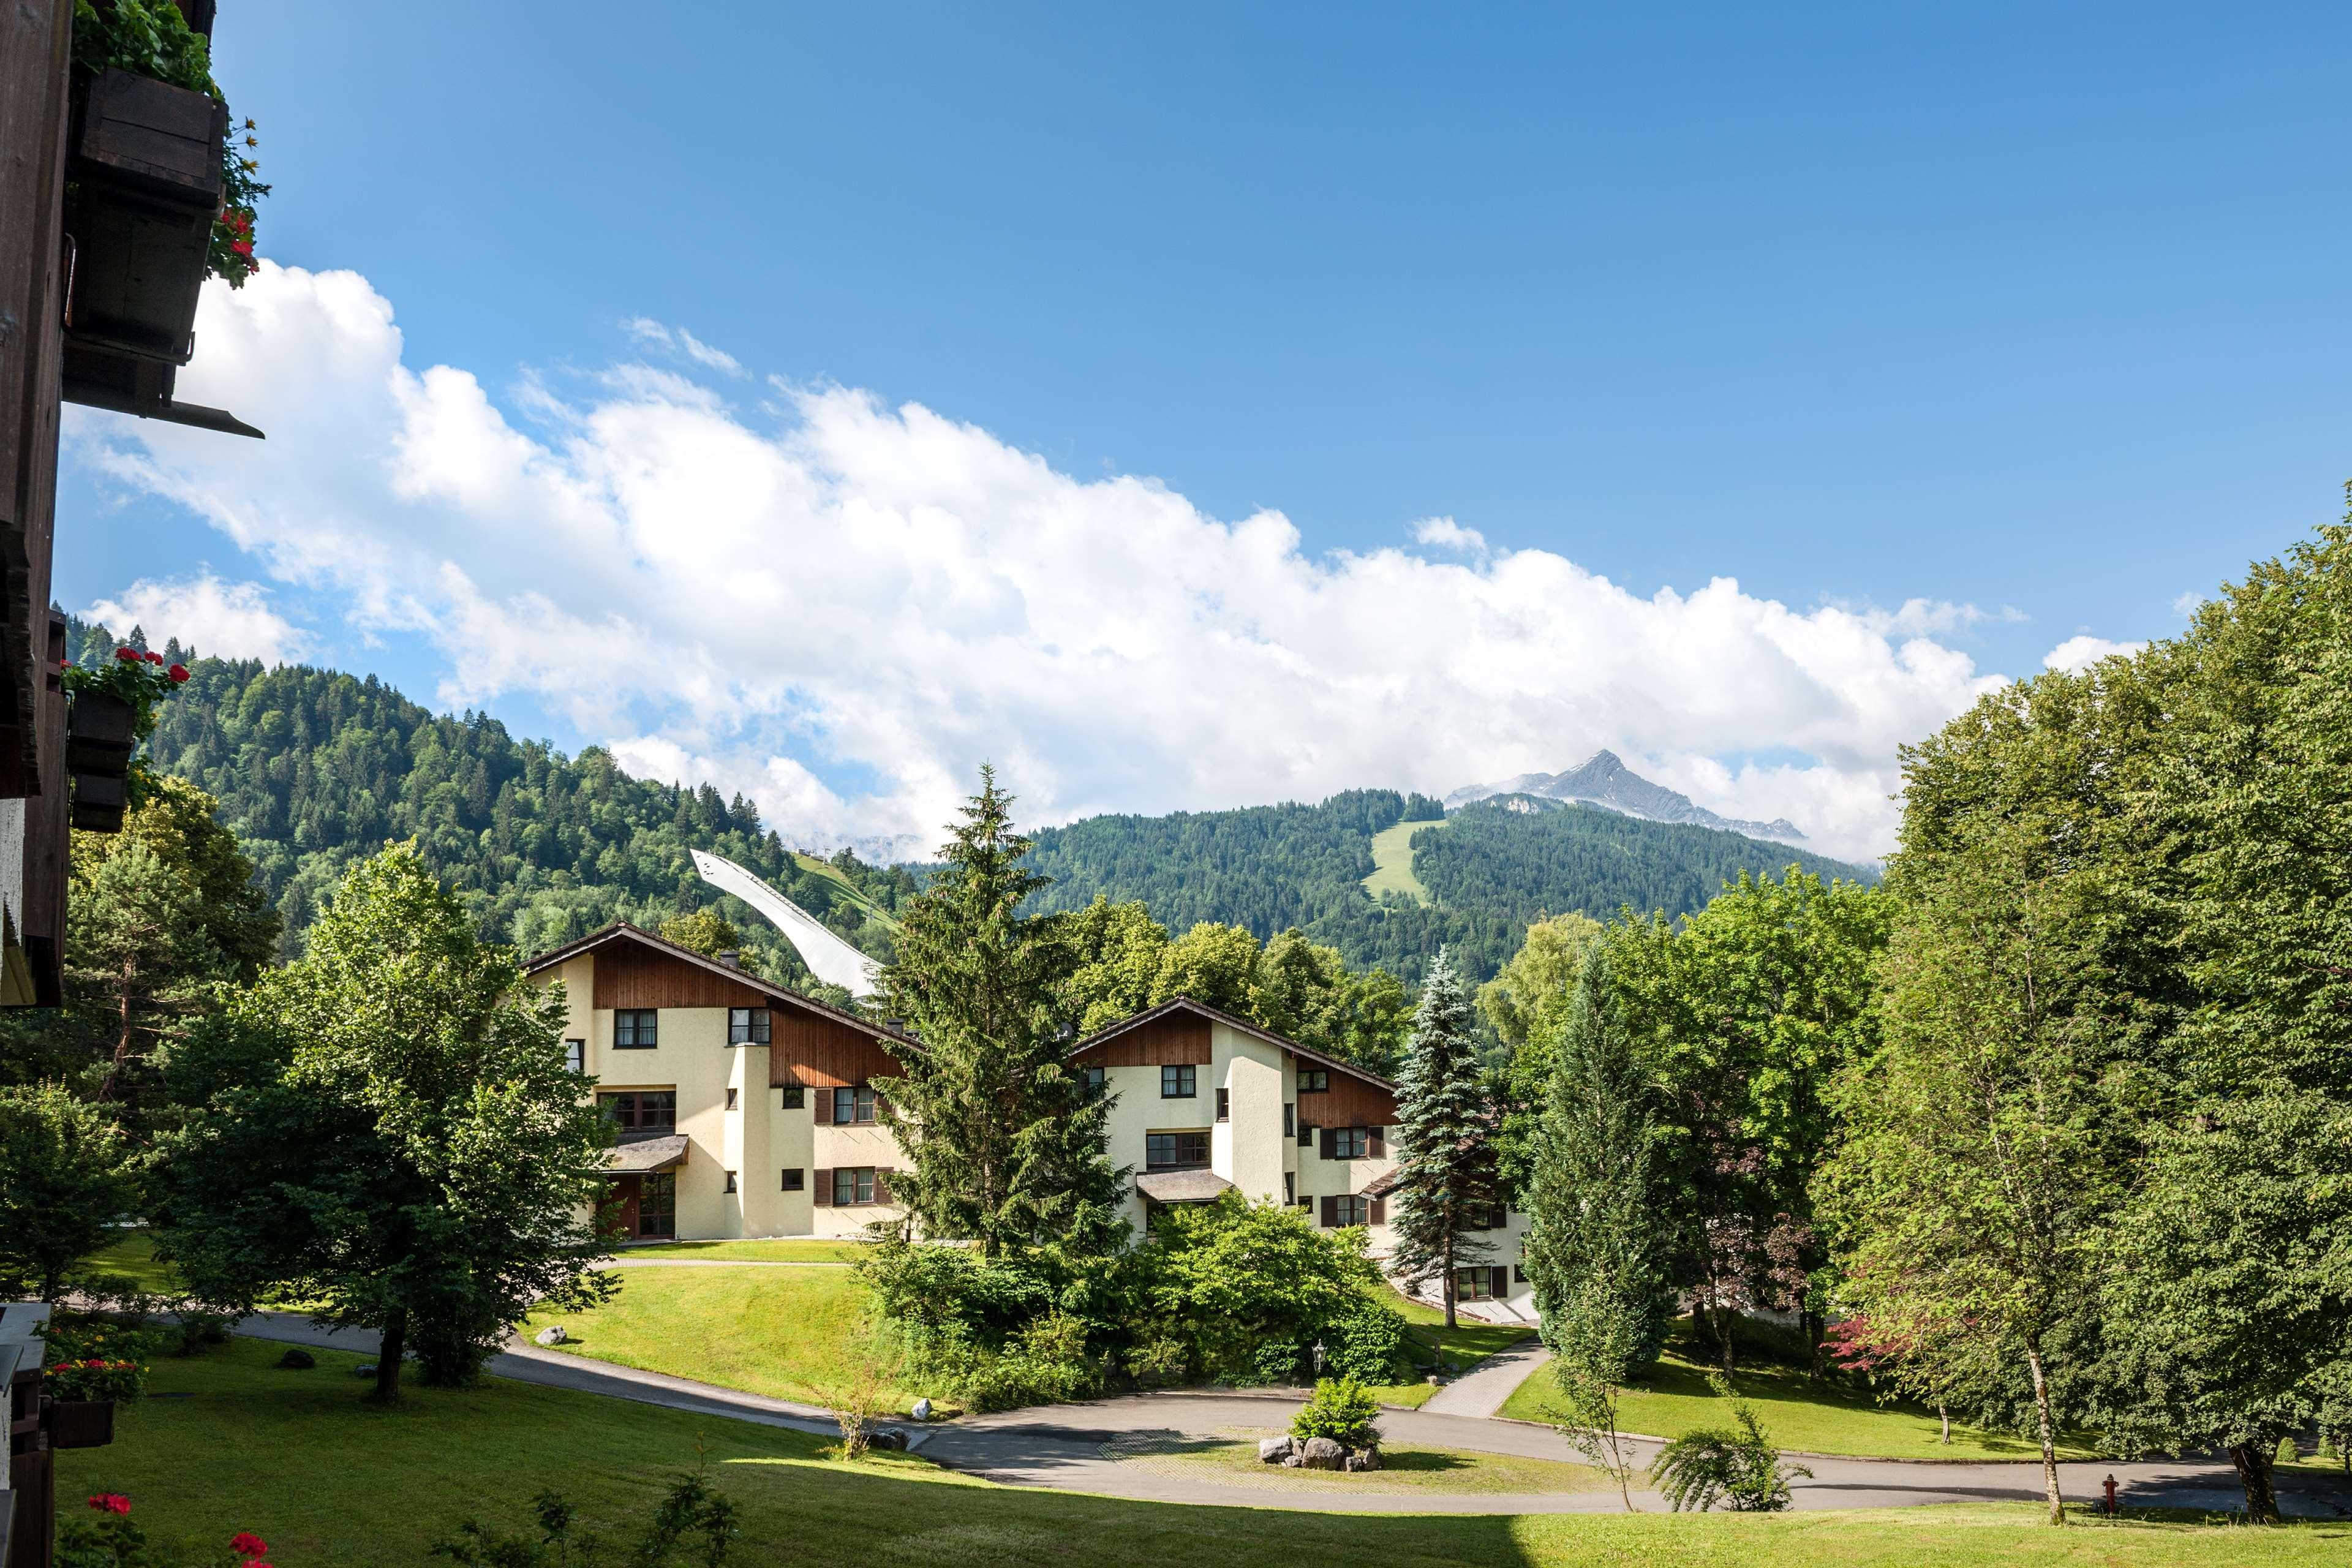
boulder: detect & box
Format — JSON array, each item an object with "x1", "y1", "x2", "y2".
[
  {"x1": 352, "y1": 1362, "x2": 377, "y2": 1378},
  {"x1": 1281, "y1": 1453, "x2": 1305, "y2": 1468},
  {"x1": 1257, "y1": 1436, "x2": 1294, "y2": 1464},
  {"x1": 274, "y1": 1348, "x2": 315, "y2": 1370},
  {"x1": 1355, "y1": 1446, "x2": 1383, "y2": 1472},
  {"x1": 866, "y1": 1428, "x2": 908, "y2": 1452},
  {"x1": 911, "y1": 1398, "x2": 933, "y2": 1422},
  {"x1": 1300, "y1": 1436, "x2": 1347, "y2": 1471},
  {"x1": 533, "y1": 1325, "x2": 569, "y2": 1347}
]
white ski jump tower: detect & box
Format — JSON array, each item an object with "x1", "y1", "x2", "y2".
[{"x1": 689, "y1": 848, "x2": 881, "y2": 998}]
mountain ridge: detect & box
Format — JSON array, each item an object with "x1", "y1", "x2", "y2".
[{"x1": 1445, "y1": 749, "x2": 1806, "y2": 844}]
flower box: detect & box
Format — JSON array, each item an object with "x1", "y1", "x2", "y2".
[
  {"x1": 64, "y1": 67, "x2": 227, "y2": 368},
  {"x1": 46, "y1": 1397, "x2": 116, "y2": 1450},
  {"x1": 66, "y1": 689, "x2": 137, "y2": 777},
  {"x1": 71, "y1": 771, "x2": 129, "y2": 833}
]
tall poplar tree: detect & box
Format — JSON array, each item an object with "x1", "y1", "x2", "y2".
[
  {"x1": 1521, "y1": 951, "x2": 1672, "y2": 1508},
  {"x1": 1387, "y1": 949, "x2": 1496, "y2": 1327},
  {"x1": 878, "y1": 767, "x2": 1124, "y2": 1261}
]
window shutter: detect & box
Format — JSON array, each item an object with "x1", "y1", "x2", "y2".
[
  {"x1": 1319, "y1": 1126, "x2": 1336, "y2": 1161},
  {"x1": 1493, "y1": 1266, "x2": 1510, "y2": 1300},
  {"x1": 1368, "y1": 1126, "x2": 1385, "y2": 1158},
  {"x1": 1369, "y1": 1196, "x2": 1385, "y2": 1225},
  {"x1": 873, "y1": 1167, "x2": 893, "y2": 1205},
  {"x1": 813, "y1": 1088, "x2": 832, "y2": 1125},
  {"x1": 813, "y1": 1168, "x2": 832, "y2": 1205},
  {"x1": 1320, "y1": 1195, "x2": 1338, "y2": 1227}
]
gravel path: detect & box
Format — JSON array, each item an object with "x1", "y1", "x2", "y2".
[{"x1": 1421, "y1": 1337, "x2": 1549, "y2": 1418}]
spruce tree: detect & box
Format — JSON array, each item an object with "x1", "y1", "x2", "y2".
[
  {"x1": 1388, "y1": 949, "x2": 1496, "y2": 1326},
  {"x1": 877, "y1": 767, "x2": 1124, "y2": 1261},
  {"x1": 1521, "y1": 951, "x2": 1672, "y2": 1507}
]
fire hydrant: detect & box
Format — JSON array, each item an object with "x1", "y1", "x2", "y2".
[{"x1": 2103, "y1": 1474, "x2": 2118, "y2": 1515}]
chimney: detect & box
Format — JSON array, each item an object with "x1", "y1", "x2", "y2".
[{"x1": 717, "y1": 949, "x2": 741, "y2": 970}]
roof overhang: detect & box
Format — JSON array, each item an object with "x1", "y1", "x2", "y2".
[
  {"x1": 522, "y1": 922, "x2": 908, "y2": 1045},
  {"x1": 1072, "y1": 995, "x2": 1397, "y2": 1094},
  {"x1": 605, "y1": 1134, "x2": 689, "y2": 1174},
  {"x1": 1136, "y1": 1167, "x2": 1235, "y2": 1205}
]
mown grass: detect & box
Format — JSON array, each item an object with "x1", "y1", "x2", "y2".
[
  {"x1": 1114, "y1": 1427, "x2": 1611, "y2": 1496},
  {"x1": 59, "y1": 1336, "x2": 2352, "y2": 1568},
  {"x1": 613, "y1": 1238, "x2": 869, "y2": 1262},
  {"x1": 83, "y1": 1231, "x2": 180, "y2": 1295},
  {"x1": 1364, "y1": 818, "x2": 1442, "y2": 903},
  {"x1": 1370, "y1": 1287, "x2": 1534, "y2": 1407}
]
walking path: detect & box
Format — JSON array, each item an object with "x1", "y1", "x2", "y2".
[
  {"x1": 593, "y1": 1259, "x2": 851, "y2": 1269},
  {"x1": 225, "y1": 1315, "x2": 2352, "y2": 1519},
  {"x1": 1420, "y1": 1336, "x2": 1549, "y2": 1418}
]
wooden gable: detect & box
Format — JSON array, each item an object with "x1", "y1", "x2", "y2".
[
  {"x1": 1294, "y1": 1057, "x2": 1398, "y2": 1128},
  {"x1": 771, "y1": 1000, "x2": 903, "y2": 1089},
  {"x1": 1072, "y1": 1009, "x2": 1212, "y2": 1068},
  {"x1": 590, "y1": 942, "x2": 770, "y2": 1011}
]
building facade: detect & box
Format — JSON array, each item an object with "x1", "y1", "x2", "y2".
[{"x1": 526, "y1": 922, "x2": 1532, "y2": 1316}]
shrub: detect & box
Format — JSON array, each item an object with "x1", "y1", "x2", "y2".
[
  {"x1": 932, "y1": 1312, "x2": 1104, "y2": 1414},
  {"x1": 431, "y1": 1468, "x2": 737, "y2": 1565},
  {"x1": 2275, "y1": 1434, "x2": 2300, "y2": 1467},
  {"x1": 1125, "y1": 1332, "x2": 1186, "y2": 1387},
  {"x1": 1322, "y1": 1298, "x2": 1407, "y2": 1384},
  {"x1": 1646, "y1": 1379, "x2": 1811, "y2": 1512},
  {"x1": 1251, "y1": 1340, "x2": 1303, "y2": 1386},
  {"x1": 1289, "y1": 1376, "x2": 1382, "y2": 1450},
  {"x1": 1148, "y1": 1194, "x2": 1379, "y2": 1381}
]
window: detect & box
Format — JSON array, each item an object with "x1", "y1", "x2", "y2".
[
  {"x1": 782, "y1": 1168, "x2": 805, "y2": 1191},
  {"x1": 1082, "y1": 1065, "x2": 1106, "y2": 1093},
  {"x1": 1471, "y1": 1204, "x2": 1507, "y2": 1231},
  {"x1": 728, "y1": 1007, "x2": 771, "y2": 1045},
  {"x1": 780, "y1": 1085, "x2": 805, "y2": 1110},
  {"x1": 1455, "y1": 1265, "x2": 1510, "y2": 1303},
  {"x1": 637, "y1": 1171, "x2": 676, "y2": 1238},
  {"x1": 1329, "y1": 1195, "x2": 1370, "y2": 1227},
  {"x1": 1216, "y1": 1087, "x2": 1230, "y2": 1123},
  {"x1": 1145, "y1": 1130, "x2": 1211, "y2": 1170},
  {"x1": 833, "y1": 1167, "x2": 877, "y2": 1206},
  {"x1": 1283, "y1": 1102, "x2": 1294, "y2": 1137},
  {"x1": 832, "y1": 1084, "x2": 878, "y2": 1124},
  {"x1": 1161, "y1": 1064, "x2": 1196, "y2": 1098},
  {"x1": 1297, "y1": 1118, "x2": 1313, "y2": 1148},
  {"x1": 1513, "y1": 1264, "x2": 1528, "y2": 1284},
  {"x1": 1294, "y1": 1195, "x2": 1313, "y2": 1211},
  {"x1": 1298, "y1": 1068, "x2": 1328, "y2": 1094},
  {"x1": 1331, "y1": 1126, "x2": 1370, "y2": 1160},
  {"x1": 614, "y1": 1009, "x2": 658, "y2": 1048},
  {"x1": 564, "y1": 1039, "x2": 586, "y2": 1074},
  {"x1": 723, "y1": 1170, "x2": 738, "y2": 1194},
  {"x1": 725, "y1": 1087, "x2": 738, "y2": 1110},
  {"x1": 1284, "y1": 1172, "x2": 1295, "y2": 1204},
  {"x1": 600, "y1": 1090, "x2": 676, "y2": 1140}
]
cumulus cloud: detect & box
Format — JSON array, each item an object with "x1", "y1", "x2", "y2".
[
  {"x1": 66, "y1": 264, "x2": 2019, "y2": 863},
  {"x1": 83, "y1": 571, "x2": 308, "y2": 663},
  {"x1": 1411, "y1": 516, "x2": 1487, "y2": 553},
  {"x1": 2043, "y1": 634, "x2": 2143, "y2": 673}
]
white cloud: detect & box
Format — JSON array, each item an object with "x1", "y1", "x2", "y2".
[
  {"x1": 1411, "y1": 516, "x2": 1486, "y2": 553},
  {"x1": 621, "y1": 316, "x2": 744, "y2": 377},
  {"x1": 66, "y1": 263, "x2": 2021, "y2": 864},
  {"x1": 83, "y1": 571, "x2": 308, "y2": 663},
  {"x1": 2172, "y1": 590, "x2": 2205, "y2": 617},
  {"x1": 2043, "y1": 634, "x2": 2143, "y2": 673}
]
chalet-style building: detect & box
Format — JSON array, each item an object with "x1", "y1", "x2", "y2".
[{"x1": 524, "y1": 922, "x2": 1531, "y2": 1315}]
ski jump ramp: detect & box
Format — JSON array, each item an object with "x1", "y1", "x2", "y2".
[{"x1": 689, "y1": 849, "x2": 881, "y2": 998}]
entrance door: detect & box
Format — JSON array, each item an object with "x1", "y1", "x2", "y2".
[{"x1": 639, "y1": 1172, "x2": 677, "y2": 1239}]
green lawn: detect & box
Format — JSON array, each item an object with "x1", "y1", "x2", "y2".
[
  {"x1": 527, "y1": 1262, "x2": 937, "y2": 1414},
  {"x1": 1498, "y1": 1348, "x2": 2102, "y2": 1462},
  {"x1": 1112, "y1": 1427, "x2": 1612, "y2": 1496},
  {"x1": 58, "y1": 1337, "x2": 2351, "y2": 1568},
  {"x1": 614, "y1": 1238, "x2": 870, "y2": 1262},
  {"x1": 1372, "y1": 1288, "x2": 1534, "y2": 1408},
  {"x1": 1364, "y1": 819, "x2": 1442, "y2": 903},
  {"x1": 83, "y1": 1231, "x2": 181, "y2": 1295}
]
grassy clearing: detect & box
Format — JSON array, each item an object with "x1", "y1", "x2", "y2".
[
  {"x1": 1370, "y1": 1287, "x2": 1533, "y2": 1408},
  {"x1": 83, "y1": 1231, "x2": 181, "y2": 1295},
  {"x1": 614, "y1": 1238, "x2": 869, "y2": 1263},
  {"x1": 1364, "y1": 818, "x2": 1443, "y2": 903},
  {"x1": 59, "y1": 1337, "x2": 2351, "y2": 1568},
  {"x1": 526, "y1": 1262, "x2": 935, "y2": 1414},
  {"x1": 1498, "y1": 1348, "x2": 2101, "y2": 1462},
  {"x1": 1112, "y1": 1427, "x2": 1611, "y2": 1496},
  {"x1": 793, "y1": 851, "x2": 900, "y2": 929}
]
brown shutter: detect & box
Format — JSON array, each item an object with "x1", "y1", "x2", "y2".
[
  {"x1": 1492, "y1": 1266, "x2": 1510, "y2": 1300},
  {"x1": 813, "y1": 1168, "x2": 832, "y2": 1205},
  {"x1": 1369, "y1": 1196, "x2": 1385, "y2": 1225},
  {"x1": 873, "y1": 1167, "x2": 892, "y2": 1205},
  {"x1": 1368, "y1": 1126, "x2": 1385, "y2": 1158},
  {"x1": 813, "y1": 1087, "x2": 832, "y2": 1125},
  {"x1": 1320, "y1": 1195, "x2": 1338, "y2": 1227},
  {"x1": 1319, "y1": 1127, "x2": 1336, "y2": 1161}
]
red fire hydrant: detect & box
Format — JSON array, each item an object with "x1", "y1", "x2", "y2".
[{"x1": 2103, "y1": 1474, "x2": 2118, "y2": 1515}]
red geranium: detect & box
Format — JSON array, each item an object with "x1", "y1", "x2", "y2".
[
  {"x1": 230, "y1": 1531, "x2": 270, "y2": 1556},
  {"x1": 168, "y1": 663, "x2": 189, "y2": 683},
  {"x1": 113, "y1": 647, "x2": 140, "y2": 663},
  {"x1": 145, "y1": 651, "x2": 164, "y2": 665},
  {"x1": 88, "y1": 1493, "x2": 131, "y2": 1515}
]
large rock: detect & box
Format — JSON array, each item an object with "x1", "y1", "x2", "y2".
[
  {"x1": 1257, "y1": 1436, "x2": 1294, "y2": 1464},
  {"x1": 1348, "y1": 1446, "x2": 1383, "y2": 1472},
  {"x1": 1300, "y1": 1436, "x2": 1347, "y2": 1471},
  {"x1": 533, "y1": 1325, "x2": 568, "y2": 1347},
  {"x1": 911, "y1": 1398, "x2": 933, "y2": 1422}
]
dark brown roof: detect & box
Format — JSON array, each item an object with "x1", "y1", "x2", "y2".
[
  {"x1": 523, "y1": 922, "x2": 907, "y2": 1043},
  {"x1": 1071, "y1": 995, "x2": 1398, "y2": 1093}
]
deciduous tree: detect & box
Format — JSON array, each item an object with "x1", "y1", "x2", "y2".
[{"x1": 0, "y1": 1082, "x2": 142, "y2": 1300}]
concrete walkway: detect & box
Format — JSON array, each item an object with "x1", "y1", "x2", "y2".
[{"x1": 1420, "y1": 1337, "x2": 1549, "y2": 1418}]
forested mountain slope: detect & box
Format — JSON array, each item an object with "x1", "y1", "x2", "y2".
[{"x1": 1027, "y1": 790, "x2": 1875, "y2": 983}]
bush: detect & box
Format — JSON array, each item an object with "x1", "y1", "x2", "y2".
[
  {"x1": 1647, "y1": 1379, "x2": 1811, "y2": 1512},
  {"x1": 1289, "y1": 1376, "x2": 1382, "y2": 1450},
  {"x1": 2276, "y1": 1434, "x2": 2301, "y2": 1467},
  {"x1": 1148, "y1": 1194, "x2": 1379, "y2": 1382},
  {"x1": 1125, "y1": 1332, "x2": 1186, "y2": 1387},
  {"x1": 1322, "y1": 1298, "x2": 1407, "y2": 1384},
  {"x1": 1251, "y1": 1340, "x2": 1304, "y2": 1386},
  {"x1": 933, "y1": 1313, "x2": 1104, "y2": 1414}
]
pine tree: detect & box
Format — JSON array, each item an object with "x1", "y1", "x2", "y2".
[
  {"x1": 1388, "y1": 949, "x2": 1497, "y2": 1326},
  {"x1": 876, "y1": 767, "x2": 1125, "y2": 1261},
  {"x1": 1521, "y1": 950, "x2": 1672, "y2": 1507}
]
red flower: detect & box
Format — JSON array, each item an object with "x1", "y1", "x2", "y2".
[
  {"x1": 169, "y1": 664, "x2": 189, "y2": 683},
  {"x1": 230, "y1": 1532, "x2": 270, "y2": 1556},
  {"x1": 88, "y1": 1493, "x2": 131, "y2": 1515},
  {"x1": 146, "y1": 651, "x2": 164, "y2": 665},
  {"x1": 113, "y1": 647, "x2": 139, "y2": 662},
  {"x1": 231, "y1": 239, "x2": 254, "y2": 258}
]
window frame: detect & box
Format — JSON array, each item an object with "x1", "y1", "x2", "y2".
[
  {"x1": 832, "y1": 1083, "x2": 879, "y2": 1125},
  {"x1": 1332, "y1": 1125, "x2": 1370, "y2": 1160},
  {"x1": 728, "y1": 1006, "x2": 772, "y2": 1046},
  {"x1": 1160, "y1": 1063, "x2": 1197, "y2": 1099},
  {"x1": 1297, "y1": 1068, "x2": 1329, "y2": 1094},
  {"x1": 782, "y1": 1167, "x2": 805, "y2": 1192},
  {"x1": 564, "y1": 1038, "x2": 586, "y2": 1074},
  {"x1": 613, "y1": 1009, "x2": 659, "y2": 1049},
  {"x1": 832, "y1": 1166, "x2": 878, "y2": 1206},
  {"x1": 780, "y1": 1085, "x2": 805, "y2": 1110},
  {"x1": 1082, "y1": 1065, "x2": 1106, "y2": 1093},
  {"x1": 599, "y1": 1090, "x2": 677, "y2": 1139},
  {"x1": 1215, "y1": 1087, "x2": 1230, "y2": 1123},
  {"x1": 723, "y1": 1169, "x2": 738, "y2": 1194},
  {"x1": 1333, "y1": 1195, "x2": 1370, "y2": 1227},
  {"x1": 1145, "y1": 1129, "x2": 1212, "y2": 1170}
]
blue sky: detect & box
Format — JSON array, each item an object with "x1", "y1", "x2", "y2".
[{"x1": 58, "y1": 1, "x2": 2352, "y2": 858}]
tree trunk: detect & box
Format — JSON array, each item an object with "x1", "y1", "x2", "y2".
[
  {"x1": 371, "y1": 1306, "x2": 406, "y2": 1404},
  {"x1": 1803, "y1": 1308, "x2": 1824, "y2": 1382},
  {"x1": 1939, "y1": 1403, "x2": 1951, "y2": 1445},
  {"x1": 1442, "y1": 1272, "x2": 1457, "y2": 1329},
  {"x1": 2228, "y1": 1442, "x2": 2280, "y2": 1524},
  {"x1": 2024, "y1": 1347, "x2": 2062, "y2": 1524}
]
